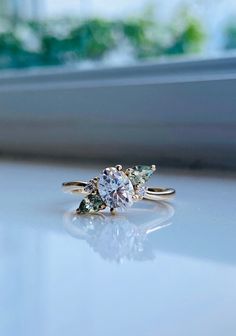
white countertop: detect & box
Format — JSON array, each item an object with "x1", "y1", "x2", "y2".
[{"x1": 0, "y1": 160, "x2": 235, "y2": 336}]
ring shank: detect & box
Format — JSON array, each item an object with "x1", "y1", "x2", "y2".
[
  {"x1": 62, "y1": 181, "x2": 175, "y2": 200},
  {"x1": 144, "y1": 187, "x2": 175, "y2": 201}
]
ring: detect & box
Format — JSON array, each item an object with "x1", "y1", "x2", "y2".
[{"x1": 62, "y1": 164, "x2": 175, "y2": 214}]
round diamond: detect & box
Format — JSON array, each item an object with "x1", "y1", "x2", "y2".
[{"x1": 98, "y1": 167, "x2": 134, "y2": 209}]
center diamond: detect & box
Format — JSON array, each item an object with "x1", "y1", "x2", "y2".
[{"x1": 98, "y1": 167, "x2": 134, "y2": 209}]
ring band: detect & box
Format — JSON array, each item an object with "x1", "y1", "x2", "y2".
[{"x1": 62, "y1": 165, "x2": 175, "y2": 214}]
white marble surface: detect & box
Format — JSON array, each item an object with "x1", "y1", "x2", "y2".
[{"x1": 0, "y1": 160, "x2": 235, "y2": 336}]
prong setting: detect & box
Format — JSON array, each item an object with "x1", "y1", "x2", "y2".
[
  {"x1": 125, "y1": 168, "x2": 134, "y2": 176},
  {"x1": 115, "y1": 164, "x2": 123, "y2": 171},
  {"x1": 151, "y1": 164, "x2": 156, "y2": 171},
  {"x1": 110, "y1": 208, "x2": 116, "y2": 215},
  {"x1": 132, "y1": 194, "x2": 139, "y2": 201}
]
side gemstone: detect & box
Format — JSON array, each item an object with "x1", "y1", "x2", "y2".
[
  {"x1": 135, "y1": 185, "x2": 146, "y2": 199},
  {"x1": 77, "y1": 193, "x2": 106, "y2": 214},
  {"x1": 127, "y1": 165, "x2": 155, "y2": 186},
  {"x1": 84, "y1": 180, "x2": 97, "y2": 193}
]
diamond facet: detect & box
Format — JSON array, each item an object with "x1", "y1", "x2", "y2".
[
  {"x1": 98, "y1": 167, "x2": 134, "y2": 209},
  {"x1": 77, "y1": 193, "x2": 106, "y2": 214}
]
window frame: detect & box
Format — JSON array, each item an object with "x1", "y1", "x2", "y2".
[{"x1": 0, "y1": 55, "x2": 236, "y2": 169}]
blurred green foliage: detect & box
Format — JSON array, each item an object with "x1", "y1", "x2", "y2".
[
  {"x1": 224, "y1": 21, "x2": 236, "y2": 50},
  {"x1": 165, "y1": 19, "x2": 205, "y2": 55},
  {"x1": 0, "y1": 13, "x2": 205, "y2": 70}
]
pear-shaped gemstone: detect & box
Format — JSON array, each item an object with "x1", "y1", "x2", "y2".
[
  {"x1": 128, "y1": 165, "x2": 155, "y2": 186},
  {"x1": 77, "y1": 193, "x2": 106, "y2": 214}
]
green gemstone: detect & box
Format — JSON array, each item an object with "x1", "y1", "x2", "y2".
[
  {"x1": 129, "y1": 165, "x2": 154, "y2": 185},
  {"x1": 77, "y1": 193, "x2": 106, "y2": 214}
]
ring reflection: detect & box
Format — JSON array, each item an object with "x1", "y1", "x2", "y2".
[{"x1": 64, "y1": 201, "x2": 175, "y2": 262}]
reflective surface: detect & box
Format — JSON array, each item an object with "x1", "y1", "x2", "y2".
[
  {"x1": 64, "y1": 202, "x2": 174, "y2": 262},
  {"x1": 0, "y1": 161, "x2": 236, "y2": 336}
]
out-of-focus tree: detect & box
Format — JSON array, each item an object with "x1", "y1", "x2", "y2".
[
  {"x1": 164, "y1": 19, "x2": 205, "y2": 55},
  {"x1": 224, "y1": 20, "x2": 236, "y2": 50},
  {"x1": 0, "y1": 8, "x2": 206, "y2": 70}
]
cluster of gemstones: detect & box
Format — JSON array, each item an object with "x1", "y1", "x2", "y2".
[{"x1": 77, "y1": 165, "x2": 156, "y2": 214}]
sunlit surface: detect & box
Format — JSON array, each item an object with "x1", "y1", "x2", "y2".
[{"x1": 0, "y1": 161, "x2": 235, "y2": 336}]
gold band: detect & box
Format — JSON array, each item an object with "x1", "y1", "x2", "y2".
[
  {"x1": 144, "y1": 187, "x2": 176, "y2": 201},
  {"x1": 62, "y1": 181, "x2": 175, "y2": 201},
  {"x1": 62, "y1": 181, "x2": 87, "y2": 192}
]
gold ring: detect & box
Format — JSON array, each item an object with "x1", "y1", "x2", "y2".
[{"x1": 62, "y1": 164, "x2": 175, "y2": 214}]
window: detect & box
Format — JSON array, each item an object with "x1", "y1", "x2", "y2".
[
  {"x1": 0, "y1": 0, "x2": 235, "y2": 170},
  {"x1": 1, "y1": 0, "x2": 236, "y2": 71}
]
